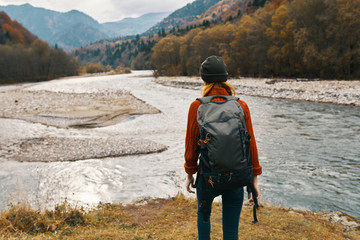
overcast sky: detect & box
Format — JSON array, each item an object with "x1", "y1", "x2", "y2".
[{"x1": 0, "y1": 0, "x2": 194, "y2": 23}]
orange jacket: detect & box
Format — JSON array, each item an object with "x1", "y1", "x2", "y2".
[{"x1": 184, "y1": 87, "x2": 262, "y2": 176}]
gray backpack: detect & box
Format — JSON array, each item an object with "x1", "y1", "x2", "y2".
[{"x1": 196, "y1": 95, "x2": 259, "y2": 223}]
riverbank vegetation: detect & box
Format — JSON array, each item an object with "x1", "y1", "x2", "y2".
[
  {"x1": 77, "y1": 62, "x2": 131, "y2": 75},
  {"x1": 151, "y1": 0, "x2": 360, "y2": 80},
  {"x1": 0, "y1": 195, "x2": 359, "y2": 239}
]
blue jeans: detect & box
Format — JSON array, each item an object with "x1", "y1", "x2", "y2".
[{"x1": 196, "y1": 175, "x2": 244, "y2": 240}]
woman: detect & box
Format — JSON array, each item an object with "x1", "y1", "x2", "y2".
[{"x1": 184, "y1": 56, "x2": 262, "y2": 239}]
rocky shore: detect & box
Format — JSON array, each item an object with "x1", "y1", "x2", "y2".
[{"x1": 155, "y1": 77, "x2": 360, "y2": 106}]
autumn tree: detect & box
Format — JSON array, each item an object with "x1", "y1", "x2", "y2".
[
  {"x1": 85, "y1": 62, "x2": 104, "y2": 74},
  {"x1": 151, "y1": 35, "x2": 184, "y2": 76},
  {"x1": 246, "y1": 3, "x2": 275, "y2": 76},
  {"x1": 266, "y1": 2, "x2": 298, "y2": 77},
  {"x1": 230, "y1": 3, "x2": 275, "y2": 77},
  {"x1": 331, "y1": 0, "x2": 360, "y2": 78}
]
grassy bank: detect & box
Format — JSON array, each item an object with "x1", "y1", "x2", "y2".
[{"x1": 0, "y1": 195, "x2": 359, "y2": 240}]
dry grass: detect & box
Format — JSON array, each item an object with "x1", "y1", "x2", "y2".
[{"x1": 0, "y1": 195, "x2": 359, "y2": 240}]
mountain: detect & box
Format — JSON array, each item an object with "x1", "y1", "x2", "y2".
[
  {"x1": 144, "y1": 0, "x2": 222, "y2": 35},
  {"x1": 102, "y1": 12, "x2": 170, "y2": 38},
  {"x1": 50, "y1": 23, "x2": 110, "y2": 50},
  {"x1": 1, "y1": 4, "x2": 62, "y2": 39},
  {"x1": 0, "y1": 4, "x2": 169, "y2": 49},
  {"x1": 0, "y1": 4, "x2": 105, "y2": 49},
  {"x1": 145, "y1": 0, "x2": 255, "y2": 35}
]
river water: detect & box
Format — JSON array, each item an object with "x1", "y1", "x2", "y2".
[{"x1": 0, "y1": 71, "x2": 359, "y2": 218}]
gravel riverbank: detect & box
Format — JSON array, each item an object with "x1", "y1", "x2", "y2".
[
  {"x1": 0, "y1": 78, "x2": 166, "y2": 163},
  {"x1": 8, "y1": 136, "x2": 167, "y2": 162},
  {"x1": 155, "y1": 77, "x2": 360, "y2": 106},
  {"x1": 0, "y1": 89, "x2": 160, "y2": 128}
]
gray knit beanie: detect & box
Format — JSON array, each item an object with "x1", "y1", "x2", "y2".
[{"x1": 200, "y1": 55, "x2": 228, "y2": 83}]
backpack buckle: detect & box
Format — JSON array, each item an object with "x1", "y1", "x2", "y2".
[
  {"x1": 198, "y1": 133, "x2": 211, "y2": 145},
  {"x1": 204, "y1": 133, "x2": 211, "y2": 143}
]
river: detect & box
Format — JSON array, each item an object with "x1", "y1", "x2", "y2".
[{"x1": 0, "y1": 71, "x2": 359, "y2": 218}]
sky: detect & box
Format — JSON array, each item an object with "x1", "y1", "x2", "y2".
[{"x1": 0, "y1": 0, "x2": 194, "y2": 23}]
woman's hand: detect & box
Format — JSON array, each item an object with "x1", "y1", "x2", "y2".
[
  {"x1": 248, "y1": 175, "x2": 260, "y2": 201},
  {"x1": 186, "y1": 174, "x2": 195, "y2": 194}
]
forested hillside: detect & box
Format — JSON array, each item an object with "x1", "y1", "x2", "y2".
[
  {"x1": 144, "y1": 0, "x2": 223, "y2": 35},
  {"x1": 151, "y1": 0, "x2": 360, "y2": 79},
  {"x1": 184, "y1": 0, "x2": 252, "y2": 27},
  {"x1": 0, "y1": 12, "x2": 78, "y2": 84}
]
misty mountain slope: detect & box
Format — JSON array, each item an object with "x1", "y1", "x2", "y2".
[
  {"x1": 50, "y1": 23, "x2": 109, "y2": 50},
  {"x1": 1, "y1": 4, "x2": 54, "y2": 38},
  {"x1": 0, "y1": 4, "x2": 105, "y2": 49},
  {"x1": 0, "y1": 4, "x2": 169, "y2": 49},
  {"x1": 102, "y1": 12, "x2": 170, "y2": 37}
]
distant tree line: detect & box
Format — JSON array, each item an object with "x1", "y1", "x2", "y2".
[
  {"x1": 0, "y1": 40, "x2": 79, "y2": 84},
  {"x1": 73, "y1": 34, "x2": 157, "y2": 70},
  {"x1": 77, "y1": 62, "x2": 131, "y2": 74},
  {"x1": 151, "y1": 0, "x2": 360, "y2": 79},
  {"x1": 0, "y1": 12, "x2": 79, "y2": 85}
]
